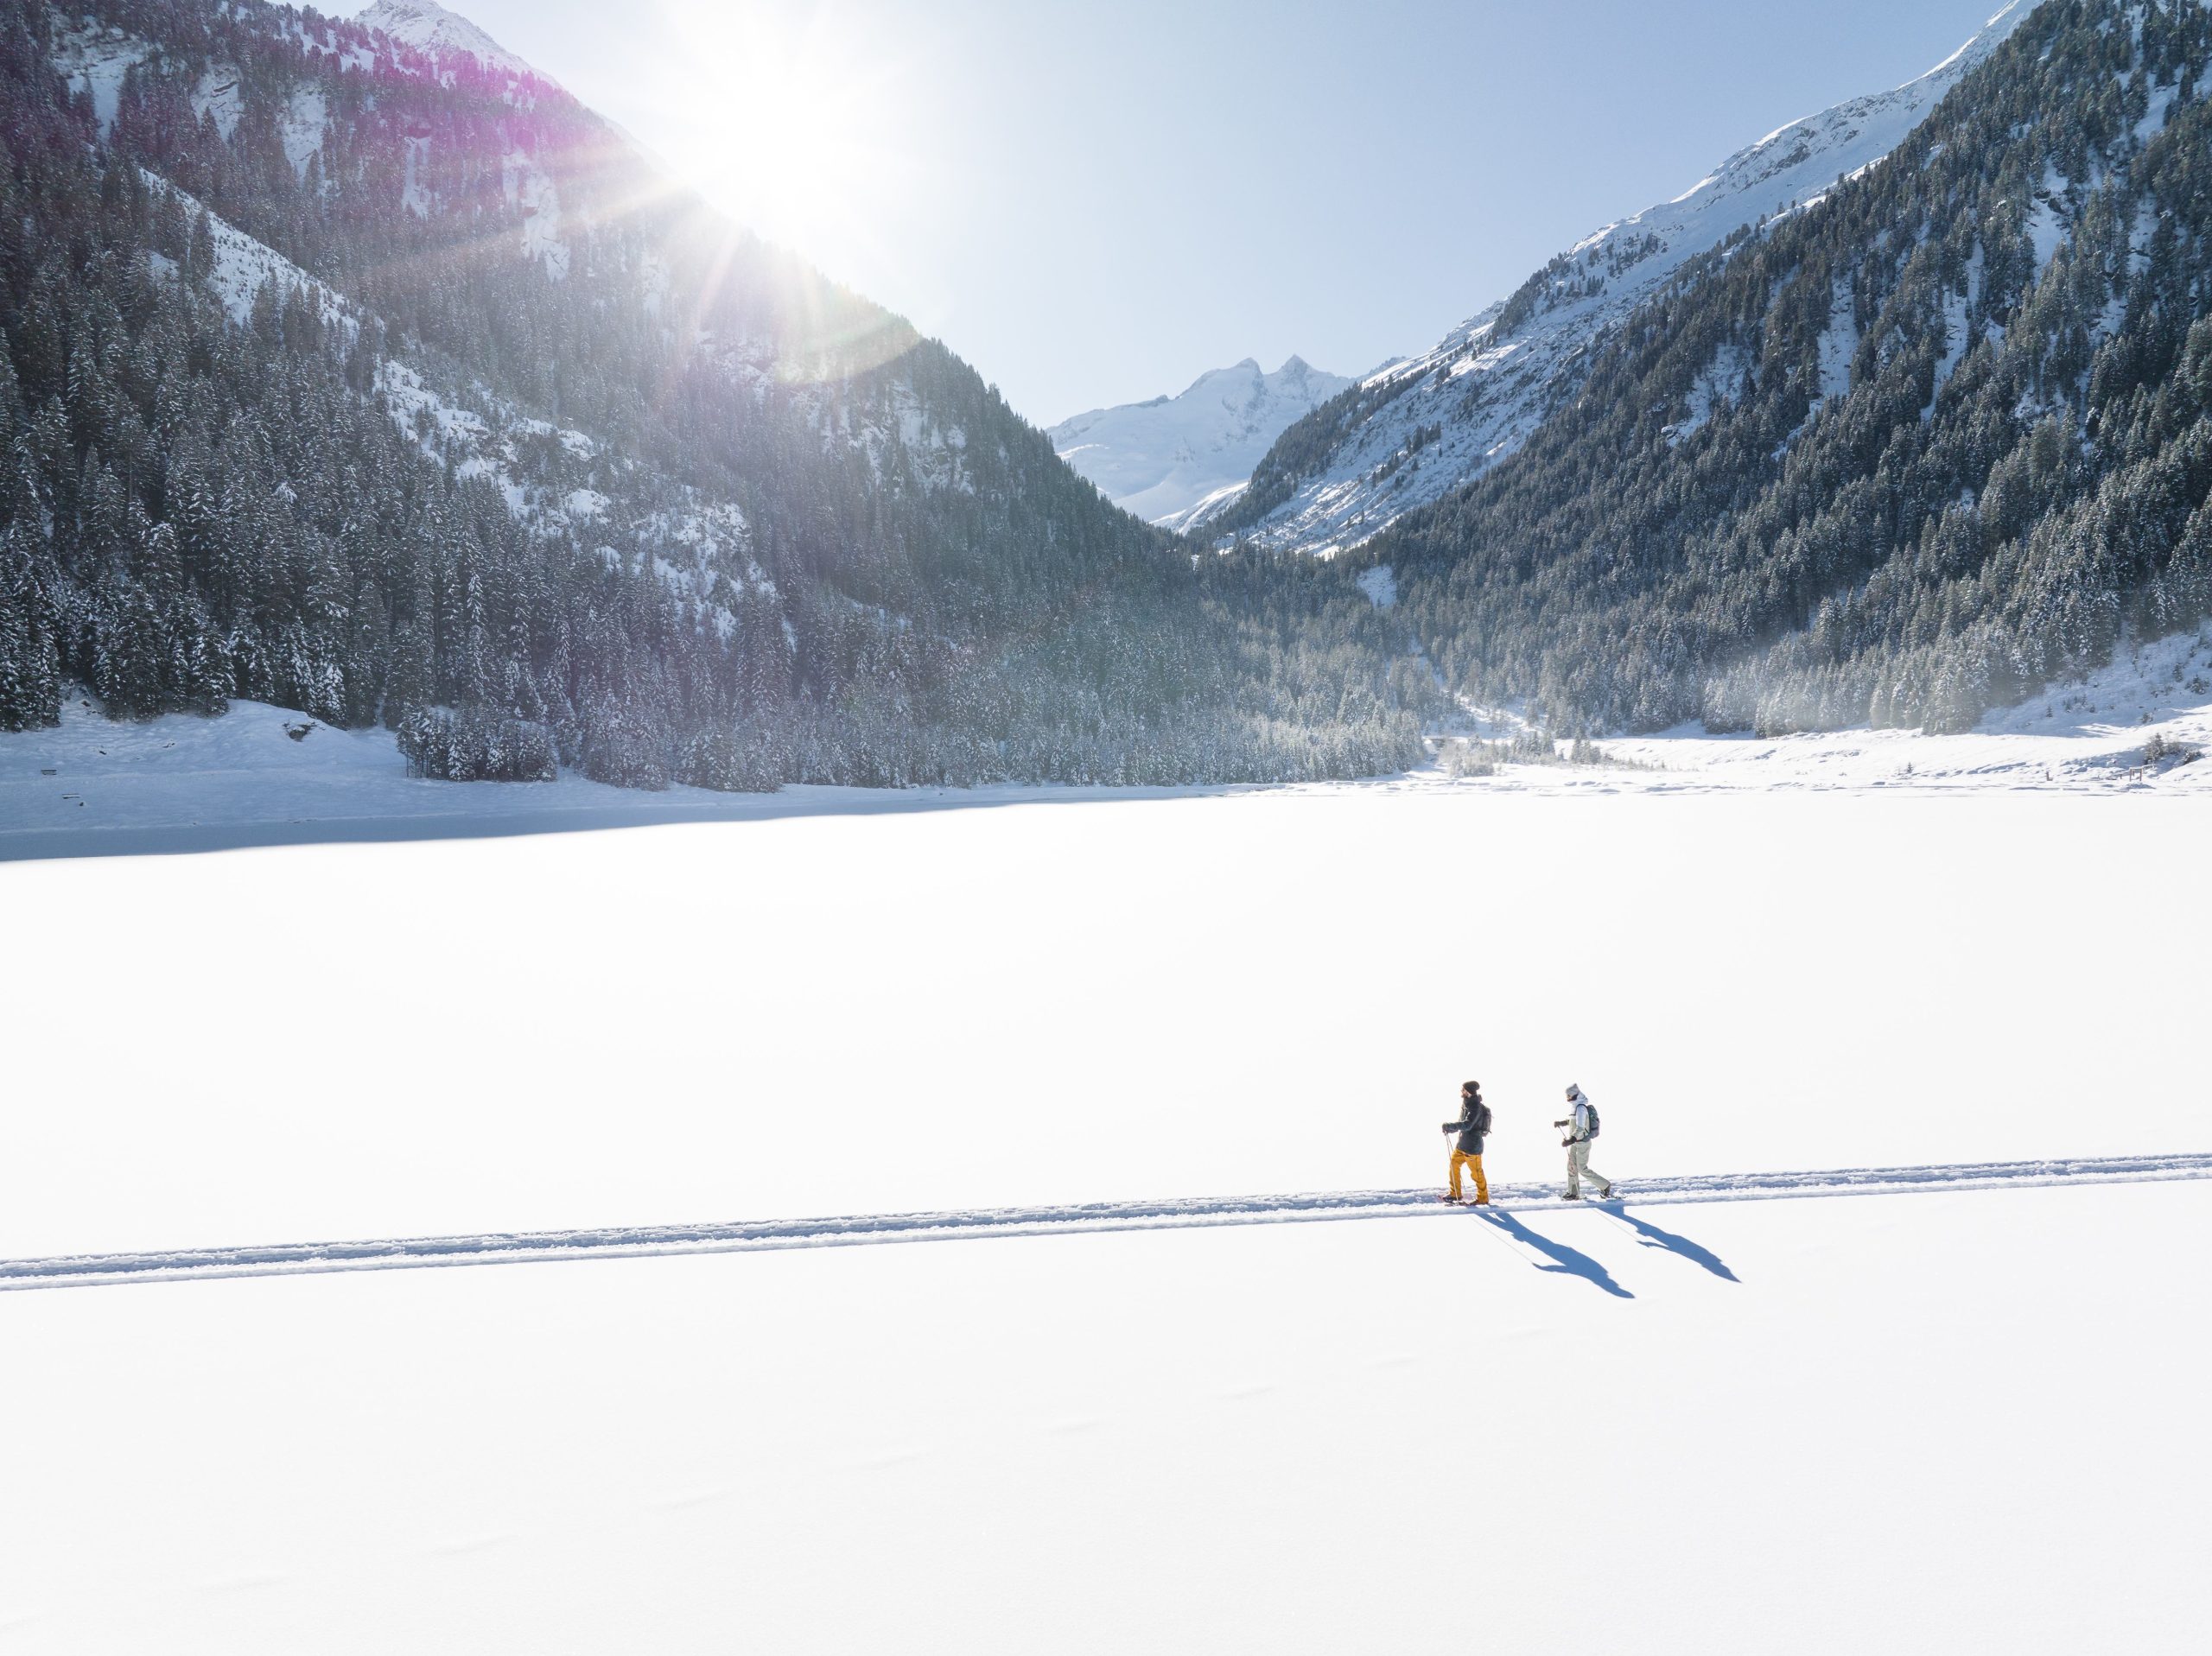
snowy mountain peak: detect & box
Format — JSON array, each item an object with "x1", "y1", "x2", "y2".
[
  {"x1": 1050, "y1": 356, "x2": 1354, "y2": 530},
  {"x1": 354, "y1": 0, "x2": 548, "y2": 86},
  {"x1": 1205, "y1": 0, "x2": 2031, "y2": 553}
]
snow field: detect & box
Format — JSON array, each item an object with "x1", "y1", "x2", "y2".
[
  {"x1": 3, "y1": 1178, "x2": 2206, "y2": 1653},
  {"x1": 1584, "y1": 623, "x2": 2212, "y2": 791},
  {"x1": 2, "y1": 790, "x2": 2207, "y2": 1260},
  {"x1": 3, "y1": 785, "x2": 2208, "y2": 1651}
]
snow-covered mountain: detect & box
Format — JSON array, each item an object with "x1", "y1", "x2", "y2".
[
  {"x1": 1201, "y1": 1, "x2": 2030, "y2": 553},
  {"x1": 353, "y1": 0, "x2": 547, "y2": 86},
  {"x1": 1, "y1": 0, "x2": 1425, "y2": 787},
  {"x1": 1049, "y1": 356, "x2": 1352, "y2": 530}
]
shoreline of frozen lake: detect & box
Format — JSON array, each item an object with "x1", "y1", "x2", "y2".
[{"x1": 3, "y1": 625, "x2": 2209, "y2": 861}]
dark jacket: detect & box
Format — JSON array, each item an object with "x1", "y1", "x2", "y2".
[{"x1": 1443, "y1": 1094, "x2": 1491, "y2": 1156}]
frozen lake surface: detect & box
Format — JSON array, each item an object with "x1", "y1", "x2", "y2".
[
  {"x1": 5, "y1": 790, "x2": 2207, "y2": 1256},
  {"x1": 3, "y1": 787, "x2": 2208, "y2": 1652}
]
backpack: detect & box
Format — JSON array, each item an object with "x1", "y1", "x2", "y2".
[
  {"x1": 1473, "y1": 1101, "x2": 1493, "y2": 1138},
  {"x1": 1581, "y1": 1101, "x2": 1600, "y2": 1139}
]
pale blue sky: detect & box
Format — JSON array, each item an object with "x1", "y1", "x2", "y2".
[{"x1": 428, "y1": 0, "x2": 2009, "y2": 425}]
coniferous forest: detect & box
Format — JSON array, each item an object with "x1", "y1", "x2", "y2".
[
  {"x1": 0, "y1": 0, "x2": 1432, "y2": 786},
  {"x1": 1357, "y1": 0, "x2": 2212, "y2": 738}
]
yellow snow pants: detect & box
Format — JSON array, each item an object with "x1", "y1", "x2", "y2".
[{"x1": 1449, "y1": 1150, "x2": 1489, "y2": 1203}]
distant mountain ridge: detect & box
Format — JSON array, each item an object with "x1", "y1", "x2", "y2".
[
  {"x1": 1049, "y1": 355, "x2": 1352, "y2": 530},
  {"x1": 1199, "y1": 1, "x2": 2031, "y2": 552}
]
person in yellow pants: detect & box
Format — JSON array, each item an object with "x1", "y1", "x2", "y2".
[{"x1": 1441, "y1": 1080, "x2": 1492, "y2": 1204}]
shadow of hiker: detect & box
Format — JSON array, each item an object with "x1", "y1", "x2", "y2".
[
  {"x1": 1599, "y1": 1204, "x2": 1739, "y2": 1283},
  {"x1": 1474, "y1": 1209, "x2": 1633, "y2": 1298}
]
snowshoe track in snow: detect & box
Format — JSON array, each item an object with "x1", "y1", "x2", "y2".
[{"x1": 7, "y1": 1152, "x2": 2208, "y2": 1291}]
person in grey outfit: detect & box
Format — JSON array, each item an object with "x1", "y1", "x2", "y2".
[{"x1": 1552, "y1": 1082, "x2": 1614, "y2": 1200}]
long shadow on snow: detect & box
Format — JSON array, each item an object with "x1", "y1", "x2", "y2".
[
  {"x1": 1595, "y1": 1203, "x2": 1739, "y2": 1282},
  {"x1": 1472, "y1": 1209, "x2": 1633, "y2": 1298}
]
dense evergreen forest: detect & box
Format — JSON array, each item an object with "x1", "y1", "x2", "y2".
[
  {"x1": 1358, "y1": 0, "x2": 2212, "y2": 737},
  {"x1": 0, "y1": 0, "x2": 1431, "y2": 786}
]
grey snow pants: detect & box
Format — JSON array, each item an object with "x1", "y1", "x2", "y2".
[{"x1": 1566, "y1": 1140, "x2": 1612, "y2": 1198}]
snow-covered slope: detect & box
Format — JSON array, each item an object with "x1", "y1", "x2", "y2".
[
  {"x1": 142, "y1": 179, "x2": 334, "y2": 329},
  {"x1": 1050, "y1": 356, "x2": 1352, "y2": 530},
  {"x1": 353, "y1": 0, "x2": 546, "y2": 85},
  {"x1": 1206, "y1": 1, "x2": 2029, "y2": 553},
  {"x1": 133, "y1": 166, "x2": 766, "y2": 627}
]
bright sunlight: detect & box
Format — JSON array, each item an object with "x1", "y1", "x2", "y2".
[{"x1": 651, "y1": 0, "x2": 920, "y2": 267}]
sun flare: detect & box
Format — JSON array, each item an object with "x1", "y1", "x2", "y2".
[{"x1": 653, "y1": 1, "x2": 917, "y2": 266}]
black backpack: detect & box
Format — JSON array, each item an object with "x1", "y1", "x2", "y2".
[{"x1": 1472, "y1": 1101, "x2": 1493, "y2": 1138}]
